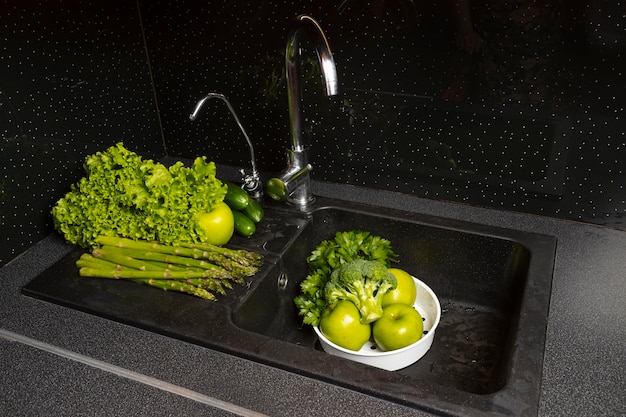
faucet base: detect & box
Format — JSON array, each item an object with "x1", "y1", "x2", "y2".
[
  {"x1": 286, "y1": 186, "x2": 315, "y2": 209},
  {"x1": 266, "y1": 163, "x2": 314, "y2": 208}
]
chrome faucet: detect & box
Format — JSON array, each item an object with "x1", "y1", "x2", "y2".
[
  {"x1": 266, "y1": 15, "x2": 339, "y2": 208},
  {"x1": 190, "y1": 93, "x2": 263, "y2": 198}
]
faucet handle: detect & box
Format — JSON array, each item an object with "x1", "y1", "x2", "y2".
[
  {"x1": 266, "y1": 177, "x2": 288, "y2": 201},
  {"x1": 266, "y1": 164, "x2": 313, "y2": 203}
]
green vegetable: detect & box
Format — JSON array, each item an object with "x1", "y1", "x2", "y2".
[
  {"x1": 95, "y1": 235, "x2": 262, "y2": 278},
  {"x1": 232, "y1": 210, "x2": 256, "y2": 237},
  {"x1": 90, "y1": 246, "x2": 232, "y2": 279},
  {"x1": 219, "y1": 180, "x2": 262, "y2": 237},
  {"x1": 77, "y1": 236, "x2": 264, "y2": 300},
  {"x1": 241, "y1": 197, "x2": 264, "y2": 223},
  {"x1": 307, "y1": 230, "x2": 399, "y2": 276},
  {"x1": 293, "y1": 230, "x2": 398, "y2": 327},
  {"x1": 223, "y1": 180, "x2": 250, "y2": 211},
  {"x1": 51, "y1": 143, "x2": 227, "y2": 248},
  {"x1": 324, "y1": 259, "x2": 397, "y2": 324}
]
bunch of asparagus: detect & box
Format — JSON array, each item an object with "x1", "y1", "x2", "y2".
[{"x1": 77, "y1": 236, "x2": 263, "y2": 300}]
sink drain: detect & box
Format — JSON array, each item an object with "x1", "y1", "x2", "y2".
[{"x1": 277, "y1": 270, "x2": 288, "y2": 291}]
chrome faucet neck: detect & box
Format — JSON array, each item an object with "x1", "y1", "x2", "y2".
[
  {"x1": 285, "y1": 14, "x2": 338, "y2": 153},
  {"x1": 189, "y1": 93, "x2": 263, "y2": 198},
  {"x1": 267, "y1": 15, "x2": 338, "y2": 209}
]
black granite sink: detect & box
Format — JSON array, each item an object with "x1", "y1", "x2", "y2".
[
  {"x1": 23, "y1": 196, "x2": 555, "y2": 417},
  {"x1": 232, "y1": 201, "x2": 555, "y2": 416}
]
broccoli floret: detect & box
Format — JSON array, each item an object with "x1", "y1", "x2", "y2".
[
  {"x1": 294, "y1": 230, "x2": 399, "y2": 328},
  {"x1": 324, "y1": 259, "x2": 397, "y2": 324}
]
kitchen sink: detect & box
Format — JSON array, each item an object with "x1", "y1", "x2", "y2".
[{"x1": 23, "y1": 196, "x2": 555, "y2": 417}]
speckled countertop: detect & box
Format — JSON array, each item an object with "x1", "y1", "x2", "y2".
[{"x1": 1, "y1": 182, "x2": 625, "y2": 417}]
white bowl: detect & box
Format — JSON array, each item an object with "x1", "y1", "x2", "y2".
[{"x1": 314, "y1": 276, "x2": 441, "y2": 371}]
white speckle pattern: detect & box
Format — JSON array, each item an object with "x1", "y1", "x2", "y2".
[
  {"x1": 1, "y1": 0, "x2": 625, "y2": 265},
  {"x1": 1, "y1": 1, "x2": 164, "y2": 265}
]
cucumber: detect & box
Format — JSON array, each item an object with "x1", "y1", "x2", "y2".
[
  {"x1": 242, "y1": 197, "x2": 264, "y2": 223},
  {"x1": 222, "y1": 180, "x2": 250, "y2": 211},
  {"x1": 232, "y1": 210, "x2": 256, "y2": 237}
]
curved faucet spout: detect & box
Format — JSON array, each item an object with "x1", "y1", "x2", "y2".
[
  {"x1": 267, "y1": 15, "x2": 338, "y2": 208},
  {"x1": 190, "y1": 93, "x2": 262, "y2": 197},
  {"x1": 286, "y1": 14, "x2": 339, "y2": 152}
]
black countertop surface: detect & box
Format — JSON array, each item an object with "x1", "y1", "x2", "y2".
[{"x1": 1, "y1": 181, "x2": 625, "y2": 416}]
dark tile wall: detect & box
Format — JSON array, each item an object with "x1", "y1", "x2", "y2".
[
  {"x1": 0, "y1": 0, "x2": 164, "y2": 265},
  {"x1": 142, "y1": 0, "x2": 625, "y2": 226},
  {"x1": 1, "y1": 0, "x2": 625, "y2": 266}
]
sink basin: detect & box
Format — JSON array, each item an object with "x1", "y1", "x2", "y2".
[
  {"x1": 231, "y1": 201, "x2": 555, "y2": 415},
  {"x1": 23, "y1": 196, "x2": 555, "y2": 417}
]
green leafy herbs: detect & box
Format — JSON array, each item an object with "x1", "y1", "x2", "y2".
[
  {"x1": 294, "y1": 230, "x2": 398, "y2": 327},
  {"x1": 51, "y1": 142, "x2": 227, "y2": 248}
]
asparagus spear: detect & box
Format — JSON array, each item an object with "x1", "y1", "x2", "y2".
[
  {"x1": 77, "y1": 253, "x2": 122, "y2": 270},
  {"x1": 77, "y1": 253, "x2": 203, "y2": 277},
  {"x1": 89, "y1": 248, "x2": 165, "y2": 271},
  {"x1": 117, "y1": 245, "x2": 253, "y2": 280},
  {"x1": 96, "y1": 236, "x2": 262, "y2": 266},
  {"x1": 185, "y1": 277, "x2": 231, "y2": 295},
  {"x1": 78, "y1": 266, "x2": 224, "y2": 280},
  {"x1": 132, "y1": 278, "x2": 215, "y2": 300},
  {"x1": 78, "y1": 236, "x2": 264, "y2": 300},
  {"x1": 92, "y1": 246, "x2": 231, "y2": 279},
  {"x1": 182, "y1": 242, "x2": 263, "y2": 267},
  {"x1": 80, "y1": 252, "x2": 215, "y2": 274},
  {"x1": 78, "y1": 253, "x2": 227, "y2": 299}
]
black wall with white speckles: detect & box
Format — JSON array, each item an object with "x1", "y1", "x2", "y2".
[{"x1": 1, "y1": 0, "x2": 625, "y2": 266}]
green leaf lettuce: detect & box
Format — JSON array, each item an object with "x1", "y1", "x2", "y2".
[{"x1": 52, "y1": 142, "x2": 227, "y2": 248}]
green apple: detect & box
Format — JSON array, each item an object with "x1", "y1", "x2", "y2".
[
  {"x1": 319, "y1": 300, "x2": 371, "y2": 351},
  {"x1": 382, "y1": 268, "x2": 417, "y2": 307},
  {"x1": 372, "y1": 303, "x2": 423, "y2": 351}
]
